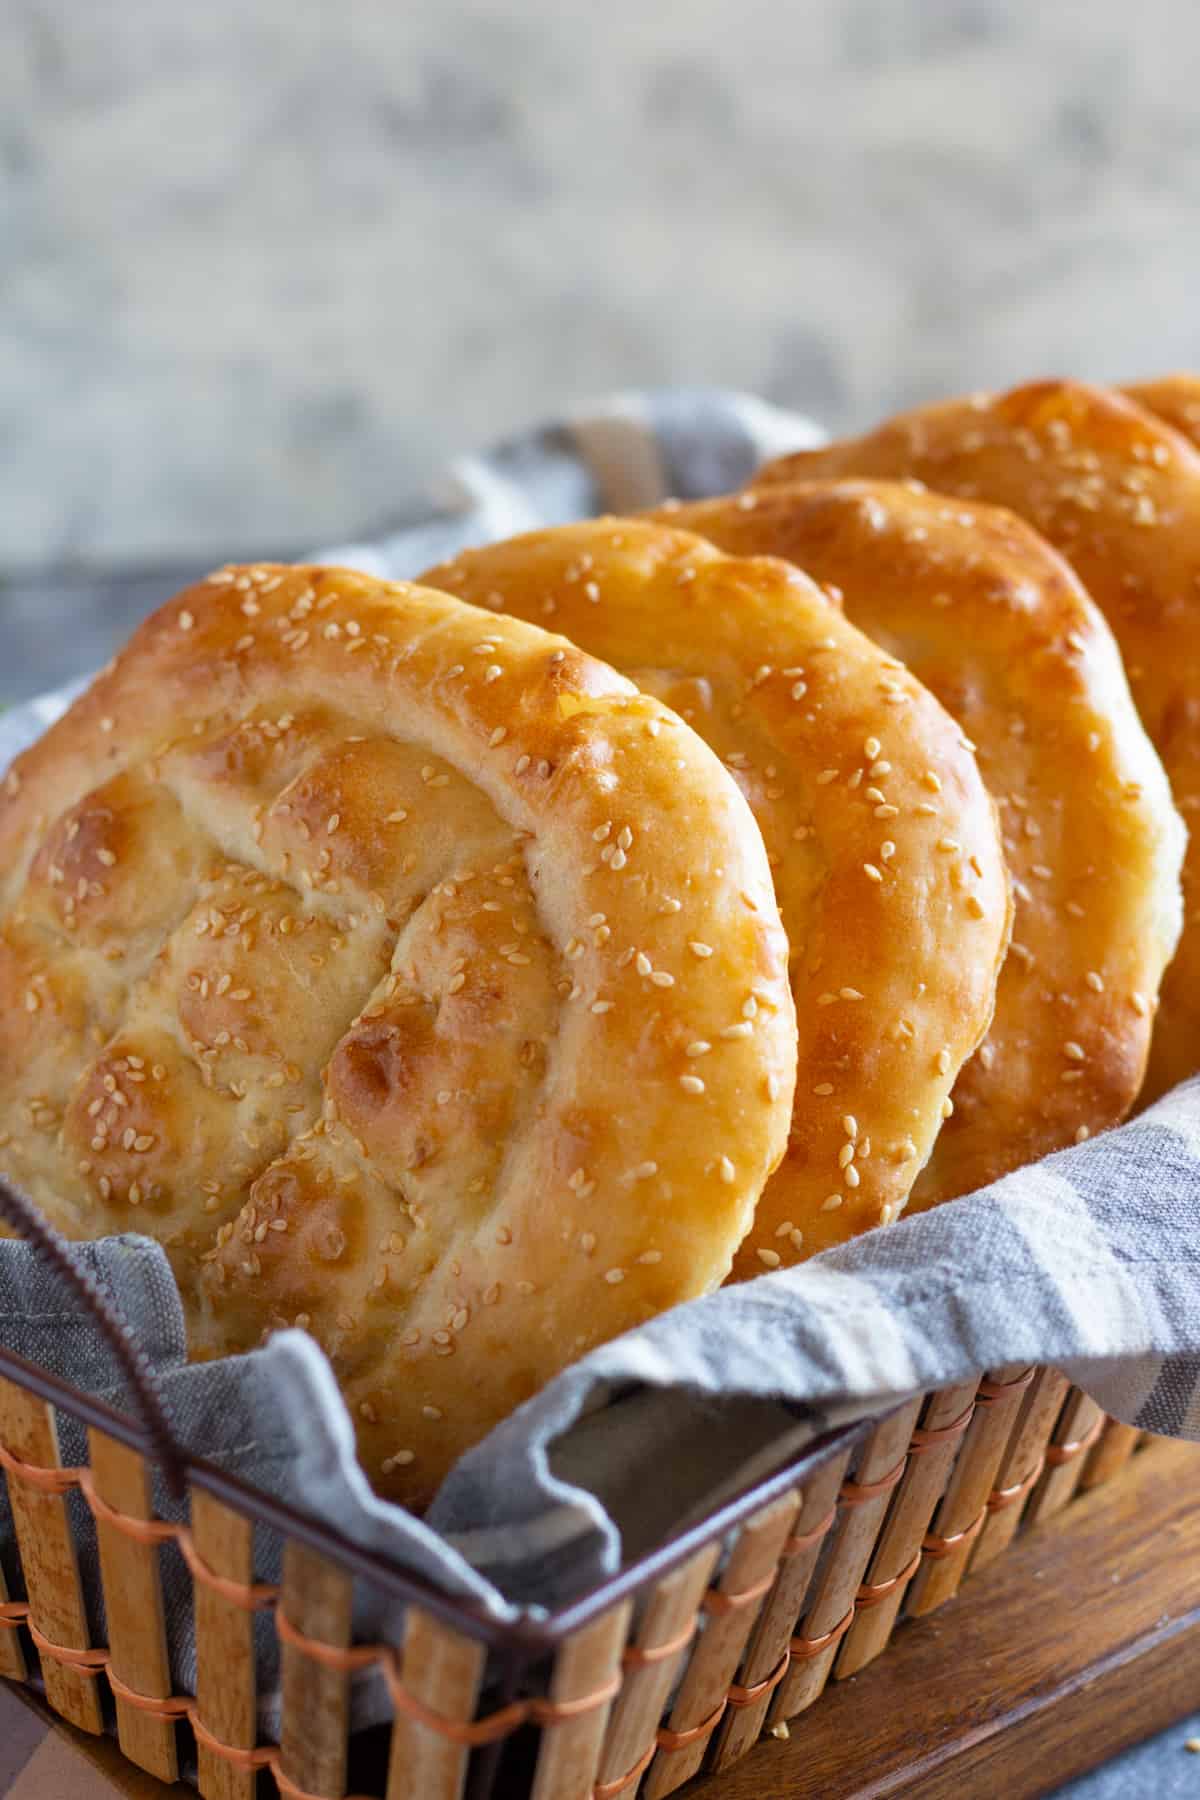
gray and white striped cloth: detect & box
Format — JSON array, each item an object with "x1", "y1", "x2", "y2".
[{"x1": 0, "y1": 392, "x2": 1197, "y2": 1685}]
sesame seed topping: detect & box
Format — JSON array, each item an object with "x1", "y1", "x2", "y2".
[
  {"x1": 863, "y1": 863, "x2": 883, "y2": 883},
  {"x1": 686, "y1": 1040, "x2": 712, "y2": 1057},
  {"x1": 813, "y1": 1082, "x2": 834, "y2": 1096},
  {"x1": 720, "y1": 1021, "x2": 753, "y2": 1039},
  {"x1": 843, "y1": 1165, "x2": 861, "y2": 1189},
  {"x1": 638, "y1": 1249, "x2": 663, "y2": 1265},
  {"x1": 633, "y1": 1161, "x2": 658, "y2": 1180},
  {"x1": 1063, "y1": 1041, "x2": 1086, "y2": 1061},
  {"x1": 679, "y1": 1074, "x2": 706, "y2": 1094},
  {"x1": 864, "y1": 737, "x2": 881, "y2": 760},
  {"x1": 689, "y1": 941, "x2": 713, "y2": 958},
  {"x1": 757, "y1": 1248, "x2": 781, "y2": 1268},
  {"x1": 821, "y1": 1194, "x2": 843, "y2": 1212},
  {"x1": 605, "y1": 1268, "x2": 625, "y2": 1284},
  {"x1": 719, "y1": 1155, "x2": 736, "y2": 1184},
  {"x1": 178, "y1": 610, "x2": 194, "y2": 631},
  {"x1": 842, "y1": 1115, "x2": 858, "y2": 1139}
]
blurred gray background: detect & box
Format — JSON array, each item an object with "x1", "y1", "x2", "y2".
[{"x1": 5, "y1": 0, "x2": 1200, "y2": 578}]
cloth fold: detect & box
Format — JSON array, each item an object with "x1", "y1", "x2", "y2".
[{"x1": 0, "y1": 390, "x2": 1196, "y2": 1667}]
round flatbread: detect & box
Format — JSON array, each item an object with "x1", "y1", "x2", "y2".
[
  {"x1": 1125, "y1": 373, "x2": 1200, "y2": 448},
  {"x1": 656, "y1": 481, "x2": 1184, "y2": 1203},
  {"x1": 422, "y1": 519, "x2": 1010, "y2": 1267},
  {"x1": 760, "y1": 379, "x2": 1198, "y2": 1101},
  {"x1": 0, "y1": 564, "x2": 796, "y2": 1501}
]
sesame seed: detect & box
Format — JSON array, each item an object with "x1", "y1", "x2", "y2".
[
  {"x1": 840, "y1": 987, "x2": 864, "y2": 1001},
  {"x1": 179, "y1": 610, "x2": 194, "y2": 631},
  {"x1": 484, "y1": 664, "x2": 503, "y2": 683},
  {"x1": 757, "y1": 1248, "x2": 781, "y2": 1269},
  {"x1": 937, "y1": 837, "x2": 961, "y2": 854},
  {"x1": 813, "y1": 1082, "x2": 834, "y2": 1096},
  {"x1": 864, "y1": 737, "x2": 881, "y2": 760},
  {"x1": 844, "y1": 1165, "x2": 861, "y2": 1189},
  {"x1": 816, "y1": 769, "x2": 839, "y2": 785},
  {"x1": 720, "y1": 1021, "x2": 753, "y2": 1039},
  {"x1": 874, "y1": 804, "x2": 899, "y2": 819},
  {"x1": 1086, "y1": 971, "x2": 1105, "y2": 993},
  {"x1": 941, "y1": 1097, "x2": 954, "y2": 1118},
  {"x1": 863, "y1": 863, "x2": 883, "y2": 883},
  {"x1": 638, "y1": 1250, "x2": 663, "y2": 1265},
  {"x1": 679, "y1": 1074, "x2": 706, "y2": 1094},
  {"x1": 489, "y1": 726, "x2": 507, "y2": 746},
  {"x1": 580, "y1": 1232, "x2": 597, "y2": 1254},
  {"x1": 686, "y1": 1040, "x2": 712, "y2": 1057},
  {"x1": 719, "y1": 1155, "x2": 736, "y2": 1184},
  {"x1": 605, "y1": 1268, "x2": 625, "y2": 1284},
  {"x1": 842, "y1": 1115, "x2": 858, "y2": 1139},
  {"x1": 1063, "y1": 1041, "x2": 1086, "y2": 1062},
  {"x1": 633, "y1": 1161, "x2": 658, "y2": 1180},
  {"x1": 838, "y1": 1143, "x2": 855, "y2": 1169},
  {"x1": 689, "y1": 941, "x2": 713, "y2": 958},
  {"x1": 936, "y1": 1047, "x2": 951, "y2": 1075},
  {"x1": 649, "y1": 970, "x2": 674, "y2": 987}
]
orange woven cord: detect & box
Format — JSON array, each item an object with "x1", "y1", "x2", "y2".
[
  {"x1": 189, "y1": 1711, "x2": 275, "y2": 1770},
  {"x1": 274, "y1": 1607, "x2": 388, "y2": 1673},
  {"x1": 976, "y1": 1369, "x2": 1036, "y2": 1404},
  {"x1": 176, "y1": 1527, "x2": 280, "y2": 1611},
  {"x1": 593, "y1": 1740, "x2": 658, "y2": 1799},
  {"x1": 909, "y1": 1402, "x2": 976, "y2": 1451},
  {"x1": 840, "y1": 1456, "x2": 907, "y2": 1504},
  {"x1": 781, "y1": 1507, "x2": 836, "y2": 1556},
  {"x1": 922, "y1": 1509, "x2": 986, "y2": 1559},
  {"x1": 701, "y1": 1570, "x2": 777, "y2": 1616},
  {"x1": 986, "y1": 1455, "x2": 1047, "y2": 1512},
  {"x1": 655, "y1": 1699, "x2": 727, "y2": 1751},
  {"x1": 855, "y1": 1549, "x2": 923, "y2": 1609},
  {"x1": 621, "y1": 1617, "x2": 697, "y2": 1667},
  {"x1": 270, "y1": 1763, "x2": 375, "y2": 1800},
  {"x1": 26, "y1": 1621, "x2": 108, "y2": 1671},
  {"x1": 105, "y1": 1668, "x2": 192, "y2": 1717},
  {"x1": 76, "y1": 1468, "x2": 178, "y2": 1544},
  {"x1": 726, "y1": 1647, "x2": 791, "y2": 1709},
  {"x1": 0, "y1": 1443, "x2": 84, "y2": 1495},
  {"x1": 1044, "y1": 1413, "x2": 1106, "y2": 1466},
  {"x1": 527, "y1": 1673, "x2": 624, "y2": 1727},
  {"x1": 788, "y1": 1605, "x2": 855, "y2": 1661}
]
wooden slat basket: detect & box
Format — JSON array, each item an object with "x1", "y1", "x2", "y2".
[{"x1": 0, "y1": 1183, "x2": 1150, "y2": 1800}]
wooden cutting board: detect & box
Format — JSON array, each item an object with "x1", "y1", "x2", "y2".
[
  {"x1": 1, "y1": 1436, "x2": 1197, "y2": 1798},
  {"x1": 693, "y1": 1435, "x2": 1200, "y2": 1798}
]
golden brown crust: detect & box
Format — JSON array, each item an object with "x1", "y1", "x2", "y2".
[
  {"x1": 0, "y1": 563, "x2": 796, "y2": 1503},
  {"x1": 1124, "y1": 374, "x2": 1200, "y2": 448},
  {"x1": 421, "y1": 520, "x2": 1010, "y2": 1265},
  {"x1": 759, "y1": 379, "x2": 1198, "y2": 1102},
  {"x1": 657, "y1": 483, "x2": 1184, "y2": 1202}
]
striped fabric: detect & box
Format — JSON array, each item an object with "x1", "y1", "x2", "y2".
[{"x1": 0, "y1": 392, "x2": 1196, "y2": 1663}]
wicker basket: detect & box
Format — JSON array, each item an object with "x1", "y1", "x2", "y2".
[
  {"x1": 0, "y1": 1183, "x2": 1147, "y2": 1800},
  {"x1": 0, "y1": 1357, "x2": 1141, "y2": 1799}
]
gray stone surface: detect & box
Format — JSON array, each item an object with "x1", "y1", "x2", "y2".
[{"x1": 4, "y1": 0, "x2": 1200, "y2": 564}]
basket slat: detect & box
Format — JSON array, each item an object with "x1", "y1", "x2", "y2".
[
  {"x1": 906, "y1": 1362, "x2": 1032, "y2": 1616},
  {"x1": 278, "y1": 1541, "x2": 353, "y2": 1800},
  {"x1": 596, "y1": 1542, "x2": 720, "y2": 1796},
  {"x1": 1081, "y1": 1421, "x2": 1144, "y2": 1492},
  {"x1": 0, "y1": 1556, "x2": 27, "y2": 1681},
  {"x1": 87, "y1": 1430, "x2": 178, "y2": 1781},
  {"x1": 0, "y1": 1376, "x2": 103, "y2": 1732},
  {"x1": 643, "y1": 1491, "x2": 799, "y2": 1798},
  {"x1": 191, "y1": 1489, "x2": 258, "y2": 1800},
  {"x1": 708, "y1": 1449, "x2": 851, "y2": 1773},
  {"x1": 970, "y1": 1368, "x2": 1071, "y2": 1573},
  {"x1": 771, "y1": 1398, "x2": 923, "y2": 1723},
  {"x1": 837, "y1": 1379, "x2": 981, "y2": 1677},
  {"x1": 385, "y1": 1608, "x2": 485, "y2": 1800},
  {"x1": 1026, "y1": 1387, "x2": 1107, "y2": 1525},
  {"x1": 530, "y1": 1600, "x2": 632, "y2": 1800}
]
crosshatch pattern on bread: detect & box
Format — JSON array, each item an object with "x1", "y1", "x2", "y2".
[
  {"x1": 758, "y1": 380, "x2": 1198, "y2": 1105},
  {"x1": 656, "y1": 482, "x2": 1185, "y2": 1206},
  {"x1": 421, "y1": 519, "x2": 1011, "y2": 1267},
  {"x1": 0, "y1": 563, "x2": 797, "y2": 1502}
]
